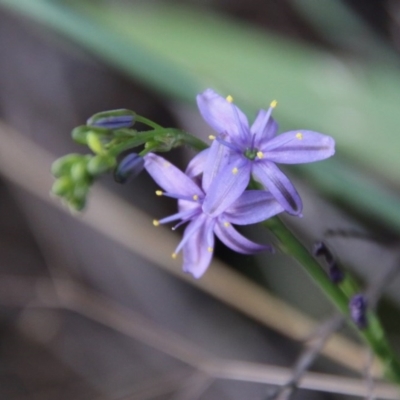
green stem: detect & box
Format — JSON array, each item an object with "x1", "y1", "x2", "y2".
[
  {"x1": 108, "y1": 128, "x2": 208, "y2": 157},
  {"x1": 264, "y1": 216, "x2": 400, "y2": 383},
  {"x1": 175, "y1": 129, "x2": 208, "y2": 151},
  {"x1": 135, "y1": 115, "x2": 163, "y2": 130}
]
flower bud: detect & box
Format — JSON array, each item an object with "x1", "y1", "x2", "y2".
[
  {"x1": 114, "y1": 153, "x2": 144, "y2": 184},
  {"x1": 349, "y1": 294, "x2": 367, "y2": 329},
  {"x1": 87, "y1": 109, "x2": 136, "y2": 130},
  {"x1": 70, "y1": 161, "x2": 89, "y2": 183},
  {"x1": 312, "y1": 241, "x2": 334, "y2": 264},
  {"x1": 87, "y1": 132, "x2": 105, "y2": 154},
  {"x1": 71, "y1": 126, "x2": 110, "y2": 145},
  {"x1": 51, "y1": 154, "x2": 84, "y2": 178},
  {"x1": 328, "y1": 260, "x2": 344, "y2": 284},
  {"x1": 87, "y1": 154, "x2": 116, "y2": 176},
  {"x1": 51, "y1": 176, "x2": 73, "y2": 196}
]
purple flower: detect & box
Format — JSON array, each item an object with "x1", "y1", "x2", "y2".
[
  {"x1": 196, "y1": 89, "x2": 335, "y2": 215},
  {"x1": 144, "y1": 153, "x2": 283, "y2": 278}
]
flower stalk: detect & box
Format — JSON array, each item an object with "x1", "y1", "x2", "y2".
[{"x1": 264, "y1": 216, "x2": 400, "y2": 383}]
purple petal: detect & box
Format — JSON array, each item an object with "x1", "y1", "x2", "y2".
[
  {"x1": 251, "y1": 110, "x2": 278, "y2": 145},
  {"x1": 181, "y1": 215, "x2": 215, "y2": 278},
  {"x1": 223, "y1": 190, "x2": 284, "y2": 225},
  {"x1": 201, "y1": 138, "x2": 231, "y2": 191},
  {"x1": 214, "y1": 220, "x2": 273, "y2": 254},
  {"x1": 185, "y1": 148, "x2": 209, "y2": 178},
  {"x1": 144, "y1": 153, "x2": 203, "y2": 197},
  {"x1": 196, "y1": 89, "x2": 250, "y2": 144},
  {"x1": 202, "y1": 156, "x2": 252, "y2": 217},
  {"x1": 252, "y1": 161, "x2": 303, "y2": 216},
  {"x1": 261, "y1": 131, "x2": 335, "y2": 164}
]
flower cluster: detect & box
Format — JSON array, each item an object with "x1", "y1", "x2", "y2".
[{"x1": 146, "y1": 89, "x2": 335, "y2": 277}]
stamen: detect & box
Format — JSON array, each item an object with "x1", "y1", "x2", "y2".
[
  {"x1": 257, "y1": 151, "x2": 264, "y2": 159},
  {"x1": 296, "y1": 132, "x2": 303, "y2": 140},
  {"x1": 163, "y1": 162, "x2": 171, "y2": 168},
  {"x1": 153, "y1": 219, "x2": 160, "y2": 226},
  {"x1": 171, "y1": 253, "x2": 177, "y2": 259},
  {"x1": 155, "y1": 190, "x2": 163, "y2": 196},
  {"x1": 226, "y1": 95, "x2": 234, "y2": 103},
  {"x1": 232, "y1": 167, "x2": 239, "y2": 175},
  {"x1": 161, "y1": 191, "x2": 201, "y2": 202},
  {"x1": 270, "y1": 100, "x2": 278, "y2": 108},
  {"x1": 209, "y1": 135, "x2": 216, "y2": 140},
  {"x1": 215, "y1": 136, "x2": 241, "y2": 152},
  {"x1": 207, "y1": 247, "x2": 213, "y2": 253},
  {"x1": 224, "y1": 222, "x2": 230, "y2": 227}
]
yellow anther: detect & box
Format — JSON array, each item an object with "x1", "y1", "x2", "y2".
[
  {"x1": 209, "y1": 134, "x2": 216, "y2": 140},
  {"x1": 257, "y1": 151, "x2": 264, "y2": 159},
  {"x1": 193, "y1": 194, "x2": 199, "y2": 201},
  {"x1": 171, "y1": 253, "x2": 177, "y2": 259},
  {"x1": 207, "y1": 247, "x2": 214, "y2": 253},
  {"x1": 226, "y1": 95, "x2": 234, "y2": 103},
  {"x1": 153, "y1": 219, "x2": 160, "y2": 226},
  {"x1": 163, "y1": 162, "x2": 171, "y2": 168},
  {"x1": 270, "y1": 100, "x2": 278, "y2": 108},
  {"x1": 155, "y1": 190, "x2": 163, "y2": 196},
  {"x1": 224, "y1": 222, "x2": 230, "y2": 227},
  {"x1": 232, "y1": 167, "x2": 239, "y2": 175},
  {"x1": 296, "y1": 132, "x2": 303, "y2": 140}
]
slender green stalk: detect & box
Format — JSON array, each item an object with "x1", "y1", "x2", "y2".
[
  {"x1": 264, "y1": 216, "x2": 400, "y2": 383},
  {"x1": 135, "y1": 115, "x2": 163, "y2": 130}
]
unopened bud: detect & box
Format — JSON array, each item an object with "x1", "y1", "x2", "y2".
[
  {"x1": 51, "y1": 154, "x2": 84, "y2": 178},
  {"x1": 114, "y1": 153, "x2": 144, "y2": 184},
  {"x1": 51, "y1": 176, "x2": 73, "y2": 196},
  {"x1": 328, "y1": 261, "x2": 344, "y2": 284},
  {"x1": 312, "y1": 241, "x2": 334, "y2": 264},
  {"x1": 87, "y1": 154, "x2": 116, "y2": 176},
  {"x1": 349, "y1": 294, "x2": 367, "y2": 329},
  {"x1": 87, "y1": 109, "x2": 136, "y2": 130},
  {"x1": 70, "y1": 161, "x2": 89, "y2": 182},
  {"x1": 71, "y1": 125, "x2": 109, "y2": 145}
]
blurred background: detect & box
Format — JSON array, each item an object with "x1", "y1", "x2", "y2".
[{"x1": 1, "y1": 0, "x2": 400, "y2": 399}]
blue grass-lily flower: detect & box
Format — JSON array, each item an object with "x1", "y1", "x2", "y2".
[
  {"x1": 196, "y1": 89, "x2": 335, "y2": 216},
  {"x1": 144, "y1": 153, "x2": 283, "y2": 278}
]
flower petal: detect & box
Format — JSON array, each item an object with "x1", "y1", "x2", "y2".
[
  {"x1": 251, "y1": 110, "x2": 278, "y2": 143},
  {"x1": 214, "y1": 220, "x2": 273, "y2": 254},
  {"x1": 201, "y1": 138, "x2": 231, "y2": 191},
  {"x1": 224, "y1": 190, "x2": 284, "y2": 225},
  {"x1": 261, "y1": 131, "x2": 335, "y2": 164},
  {"x1": 144, "y1": 153, "x2": 203, "y2": 197},
  {"x1": 185, "y1": 148, "x2": 209, "y2": 178},
  {"x1": 182, "y1": 215, "x2": 215, "y2": 278},
  {"x1": 253, "y1": 161, "x2": 302, "y2": 215},
  {"x1": 202, "y1": 156, "x2": 252, "y2": 217},
  {"x1": 196, "y1": 89, "x2": 250, "y2": 144}
]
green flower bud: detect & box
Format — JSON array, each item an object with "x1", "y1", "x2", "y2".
[
  {"x1": 68, "y1": 197, "x2": 86, "y2": 211},
  {"x1": 71, "y1": 125, "x2": 110, "y2": 145},
  {"x1": 51, "y1": 154, "x2": 83, "y2": 178},
  {"x1": 51, "y1": 176, "x2": 74, "y2": 196},
  {"x1": 87, "y1": 132, "x2": 105, "y2": 154},
  {"x1": 73, "y1": 182, "x2": 89, "y2": 200},
  {"x1": 70, "y1": 161, "x2": 89, "y2": 182},
  {"x1": 87, "y1": 154, "x2": 116, "y2": 176}
]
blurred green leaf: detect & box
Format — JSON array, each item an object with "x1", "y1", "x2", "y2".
[{"x1": 2, "y1": 0, "x2": 400, "y2": 231}]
